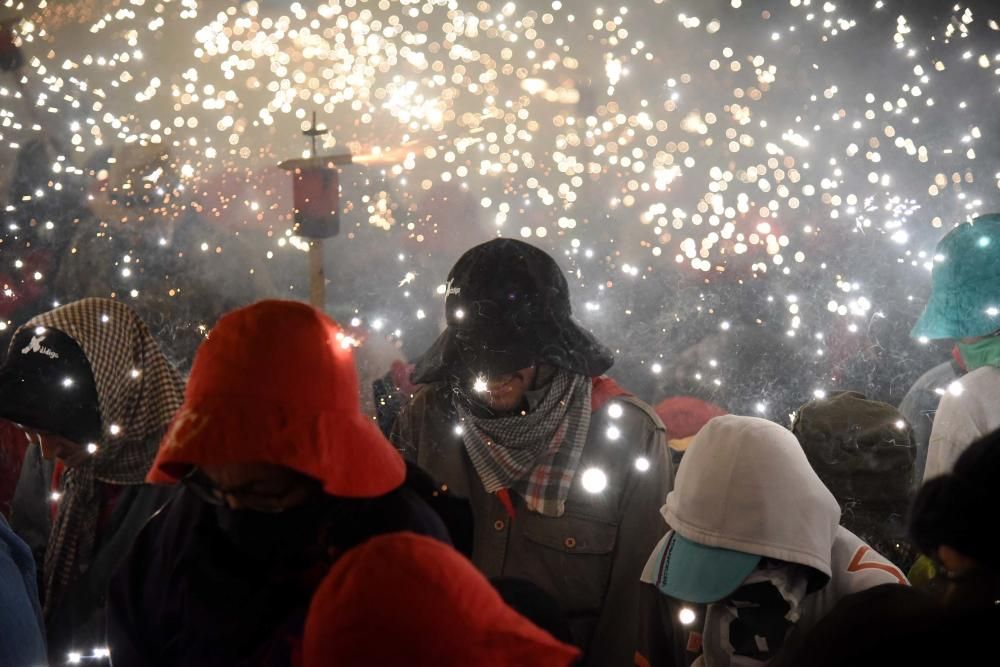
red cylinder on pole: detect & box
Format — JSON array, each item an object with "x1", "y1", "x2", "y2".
[
  {"x1": 279, "y1": 154, "x2": 353, "y2": 239},
  {"x1": 292, "y1": 164, "x2": 340, "y2": 238}
]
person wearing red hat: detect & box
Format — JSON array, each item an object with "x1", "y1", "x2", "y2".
[
  {"x1": 106, "y1": 300, "x2": 449, "y2": 667},
  {"x1": 393, "y1": 239, "x2": 672, "y2": 666},
  {"x1": 302, "y1": 531, "x2": 581, "y2": 667}
]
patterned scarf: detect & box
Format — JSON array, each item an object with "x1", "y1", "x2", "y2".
[
  {"x1": 17, "y1": 298, "x2": 185, "y2": 617},
  {"x1": 455, "y1": 370, "x2": 591, "y2": 517}
]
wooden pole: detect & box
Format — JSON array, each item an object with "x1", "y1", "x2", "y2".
[{"x1": 309, "y1": 238, "x2": 325, "y2": 310}]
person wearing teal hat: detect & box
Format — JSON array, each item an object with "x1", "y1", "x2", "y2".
[
  {"x1": 637, "y1": 416, "x2": 907, "y2": 667},
  {"x1": 911, "y1": 214, "x2": 1000, "y2": 481}
]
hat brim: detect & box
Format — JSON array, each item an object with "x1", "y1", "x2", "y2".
[
  {"x1": 657, "y1": 532, "x2": 761, "y2": 604},
  {"x1": 148, "y1": 398, "x2": 406, "y2": 499},
  {"x1": 0, "y1": 369, "x2": 101, "y2": 443},
  {"x1": 412, "y1": 318, "x2": 613, "y2": 384},
  {"x1": 0, "y1": 370, "x2": 44, "y2": 430}
]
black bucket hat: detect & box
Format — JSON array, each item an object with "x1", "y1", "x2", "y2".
[
  {"x1": 0, "y1": 325, "x2": 101, "y2": 444},
  {"x1": 412, "y1": 239, "x2": 613, "y2": 383}
]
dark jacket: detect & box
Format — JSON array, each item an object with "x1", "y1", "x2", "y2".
[
  {"x1": 392, "y1": 380, "x2": 672, "y2": 667},
  {"x1": 770, "y1": 583, "x2": 999, "y2": 666},
  {"x1": 10, "y1": 443, "x2": 174, "y2": 659},
  {"x1": 106, "y1": 476, "x2": 450, "y2": 667}
]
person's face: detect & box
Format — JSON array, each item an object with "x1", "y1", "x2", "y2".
[
  {"x1": 475, "y1": 366, "x2": 537, "y2": 412},
  {"x1": 937, "y1": 544, "x2": 1000, "y2": 607},
  {"x1": 938, "y1": 544, "x2": 979, "y2": 575},
  {"x1": 195, "y1": 462, "x2": 320, "y2": 512},
  {"x1": 23, "y1": 429, "x2": 89, "y2": 468}
]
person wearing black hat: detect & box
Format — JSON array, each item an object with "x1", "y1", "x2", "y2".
[
  {"x1": 392, "y1": 238, "x2": 672, "y2": 666},
  {"x1": 1, "y1": 298, "x2": 183, "y2": 661}
]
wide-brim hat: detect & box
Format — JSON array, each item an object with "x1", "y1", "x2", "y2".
[
  {"x1": 911, "y1": 213, "x2": 1000, "y2": 340},
  {"x1": 148, "y1": 300, "x2": 405, "y2": 498},
  {"x1": 412, "y1": 238, "x2": 613, "y2": 383}
]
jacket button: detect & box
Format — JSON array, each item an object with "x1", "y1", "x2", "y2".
[
  {"x1": 494, "y1": 520, "x2": 505, "y2": 531},
  {"x1": 564, "y1": 537, "x2": 577, "y2": 549}
]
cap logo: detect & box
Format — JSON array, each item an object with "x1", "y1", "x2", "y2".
[
  {"x1": 445, "y1": 278, "x2": 461, "y2": 296},
  {"x1": 21, "y1": 336, "x2": 59, "y2": 360}
]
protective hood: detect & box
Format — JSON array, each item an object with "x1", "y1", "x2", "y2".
[
  {"x1": 303, "y1": 532, "x2": 580, "y2": 667},
  {"x1": 663, "y1": 415, "x2": 841, "y2": 579},
  {"x1": 148, "y1": 300, "x2": 406, "y2": 499}
]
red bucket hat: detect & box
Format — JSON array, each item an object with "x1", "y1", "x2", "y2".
[
  {"x1": 148, "y1": 300, "x2": 405, "y2": 498},
  {"x1": 303, "y1": 532, "x2": 581, "y2": 667}
]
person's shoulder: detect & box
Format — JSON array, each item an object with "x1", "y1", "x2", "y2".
[
  {"x1": 958, "y1": 365, "x2": 1000, "y2": 390},
  {"x1": 902, "y1": 360, "x2": 959, "y2": 404},
  {"x1": 394, "y1": 382, "x2": 454, "y2": 444},
  {"x1": 406, "y1": 381, "x2": 452, "y2": 411},
  {"x1": 125, "y1": 487, "x2": 201, "y2": 559},
  {"x1": 934, "y1": 366, "x2": 1000, "y2": 417},
  {"x1": 917, "y1": 360, "x2": 960, "y2": 386},
  {"x1": 829, "y1": 526, "x2": 909, "y2": 591},
  {"x1": 591, "y1": 391, "x2": 666, "y2": 448}
]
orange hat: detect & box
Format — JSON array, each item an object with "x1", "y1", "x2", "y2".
[
  {"x1": 148, "y1": 300, "x2": 405, "y2": 498},
  {"x1": 303, "y1": 532, "x2": 581, "y2": 667}
]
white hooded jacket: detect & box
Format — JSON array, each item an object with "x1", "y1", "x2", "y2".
[{"x1": 640, "y1": 416, "x2": 907, "y2": 666}]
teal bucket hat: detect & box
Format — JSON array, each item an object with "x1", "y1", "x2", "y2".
[{"x1": 912, "y1": 213, "x2": 1000, "y2": 340}]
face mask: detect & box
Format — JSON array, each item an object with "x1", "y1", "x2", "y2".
[
  {"x1": 700, "y1": 565, "x2": 807, "y2": 667},
  {"x1": 214, "y1": 499, "x2": 328, "y2": 566},
  {"x1": 957, "y1": 336, "x2": 1000, "y2": 372}
]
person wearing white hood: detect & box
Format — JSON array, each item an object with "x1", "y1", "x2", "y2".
[{"x1": 637, "y1": 415, "x2": 907, "y2": 667}]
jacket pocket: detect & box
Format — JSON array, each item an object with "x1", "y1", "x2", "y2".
[
  {"x1": 522, "y1": 512, "x2": 619, "y2": 555},
  {"x1": 515, "y1": 512, "x2": 619, "y2": 614}
]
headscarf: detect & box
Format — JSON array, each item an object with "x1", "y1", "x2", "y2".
[
  {"x1": 454, "y1": 369, "x2": 591, "y2": 517},
  {"x1": 17, "y1": 298, "x2": 184, "y2": 615}
]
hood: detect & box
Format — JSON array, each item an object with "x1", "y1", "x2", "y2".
[
  {"x1": 663, "y1": 415, "x2": 841, "y2": 579},
  {"x1": 1, "y1": 298, "x2": 184, "y2": 450},
  {"x1": 149, "y1": 299, "x2": 406, "y2": 498},
  {"x1": 302, "y1": 532, "x2": 580, "y2": 667}
]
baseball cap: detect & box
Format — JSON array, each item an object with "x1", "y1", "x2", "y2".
[
  {"x1": 0, "y1": 326, "x2": 101, "y2": 444},
  {"x1": 656, "y1": 532, "x2": 761, "y2": 604}
]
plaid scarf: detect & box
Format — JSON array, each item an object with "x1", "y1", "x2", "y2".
[
  {"x1": 455, "y1": 370, "x2": 591, "y2": 517},
  {"x1": 18, "y1": 298, "x2": 184, "y2": 617}
]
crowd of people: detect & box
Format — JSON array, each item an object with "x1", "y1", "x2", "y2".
[{"x1": 0, "y1": 215, "x2": 997, "y2": 666}]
